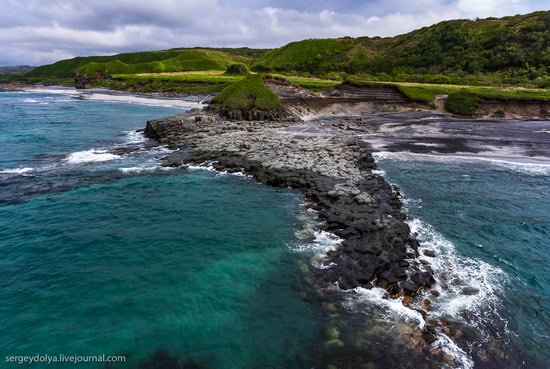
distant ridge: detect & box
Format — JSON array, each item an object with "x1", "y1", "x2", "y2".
[
  {"x1": 0, "y1": 65, "x2": 35, "y2": 75},
  {"x1": 26, "y1": 11, "x2": 549, "y2": 81}
]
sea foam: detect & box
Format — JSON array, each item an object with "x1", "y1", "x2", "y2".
[
  {"x1": 373, "y1": 151, "x2": 550, "y2": 176},
  {"x1": 65, "y1": 149, "x2": 120, "y2": 164},
  {"x1": 0, "y1": 167, "x2": 34, "y2": 174}
]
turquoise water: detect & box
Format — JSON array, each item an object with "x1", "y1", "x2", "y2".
[
  {"x1": 0, "y1": 91, "x2": 324, "y2": 368},
  {"x1": 376, "y1": 153, "x2": 550, "y2": 366},
  {"x1": 3, "y1": 90, "x2": 549, "y2": 368}
]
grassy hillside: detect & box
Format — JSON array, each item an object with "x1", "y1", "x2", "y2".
[
  {"x1": 346, "y1": 78, "x2": 550, "y2": 102},
  {"x1": 96, "y1": 72, "x2": 242, "y2": 94},
  {"x1": 254, "y1": 39, "x2": 354, "y2": 73},
  {"x1": 252, "y1": 11, "x2": 550, "y2": 86},
  {"x1": 92, "y1": 72, "x2": 340, "y2": 94},
  {"x1": 76, "y1": 50, "x2": 235, "y2": 76},
  {"x1": 15, "y1": 11, "x2": 550, "y2": 105},
  {"x1": 27, "y1": 48, "x2": 270, "y2": 78}
]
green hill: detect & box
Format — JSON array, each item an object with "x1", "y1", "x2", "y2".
[
  {"x1": 27, "y1": 48, "x2": 270, "y2": 78},
  {"x1": 253, "y1": 39, "x2": 355, "y2": 73},
  {"x1": 76, "y1": 50, "x2": 235, "y2": 76},
  {"x1": 252, "y1": 11, "x2": 550, "y2": 79},
  {"x1": 22, "y1": 11, "x2": 549, "y2": 87}
]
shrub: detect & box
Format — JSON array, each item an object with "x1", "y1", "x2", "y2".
[
  {"x1": 446, "y1": 91, "x2": 481, "y2": 115},
  {"x1": 224, "y1": 63, "x2": 250, "y2": 75}
]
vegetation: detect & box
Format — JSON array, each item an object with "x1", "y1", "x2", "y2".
[
  {"x1": 251, "y1": 11, "x2": 550, "y2": 87},
  {"x1": 254, "y1": 39, "x2": 354, "y2": 73},
  {"x1": 21, "y1": 11, "x2": 550, "y2": 89},
  {"x1": 26, "y1": 48, "x2": 269, "y2": 78},
  {"x1": 276, "y1": 75, "x2": 341, "y2": 91},
  {"x1": 224, "y1": 63, "x2": 250, "y2": 75},
  {"x1": 346, "y1": 77, "x2": 550, "y2": 102},
  {"x1": 446, "y1": 91, "x2": 482, "y2": 115},
  {"x1": 9, "y1": 10, "x2": 548, "y2": 117},
  {"x1": 95, "y1": 72, "x2": 242, "y2": 94},
  {"x1": 211, "y1": 74, "x2": 283, "y2": 111},
  {"x1": 76, "y1": 50, "x2": 237, "y2": 76},
  {"x1": 88, "y1": 72, "x2": 340, "y2": 94}
]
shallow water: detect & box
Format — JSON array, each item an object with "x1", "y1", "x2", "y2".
[
  {"x1": 0, "y1": 91, "x2": 324, "y2": 368},
  {"x1": 375, "y1": 152, "x2": 550, "y2": 367}
]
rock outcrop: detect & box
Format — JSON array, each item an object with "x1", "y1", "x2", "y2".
[{"x1": 145, "y1": 110, "x2": 434, "y2": 296}]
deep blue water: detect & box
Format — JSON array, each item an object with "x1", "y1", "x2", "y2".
[
  {"x1": 376, "y1": 153, "x2": 550, "y2": 366},
  {"x1": 0, "y1": 91, "x2": 324, "y2": 368}
]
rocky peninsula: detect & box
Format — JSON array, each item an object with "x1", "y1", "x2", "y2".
[
  {"x1": 145, "y1": 110, "x2": 434, "y2": 295},
  {"x1": 142, "y1": 109, "x2": 457, "y2": 366}
]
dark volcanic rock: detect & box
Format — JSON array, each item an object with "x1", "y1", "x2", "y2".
[
  {"x1": 423, "y1": 250, "x2": 436, "y2": 257},
  {"x1": 144, "y1": 109, "x2": 435, "y2": 297}
]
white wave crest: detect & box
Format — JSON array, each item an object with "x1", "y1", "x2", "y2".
[
  {"x1": 373, "y1": 151, "x2": 550, "y2": 176},
  {"x1": 26, "y1": 87, "x2": 204, "y2": 109},
  {"x1": 123, "y1": 130, "x2": 147, "y2": 144},
  {"x1": 118, "y1": 165, "x2": 158, "y2": 174},
  {"x1": 85, "y1": 92, "x2": 203, "y2": 109},
  {"x1": 430, "y1": 334, "x2": 474, "y2": 369},
  {"x1": 0, "y1": 167, "x2": 34, "y2": 174},
  {"x1": 184, "y1": 162, "x2": 252, "y2": 178},
  {"x1": 294, "y1": 230, "x2": 342, "y2": 254},
  {"x1": 65, "y1": 149, "x2": 120, "y2": 164},
  {"x1": 408, "y1": 217, "x2": 506, "y2": 326},
  {"x1": 346, "y1": 286, "x2": 426, "y2": 329}
]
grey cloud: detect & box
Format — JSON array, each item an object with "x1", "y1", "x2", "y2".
[{"x1": 0, "y1": 0, "x2": 545, "y2": 65}]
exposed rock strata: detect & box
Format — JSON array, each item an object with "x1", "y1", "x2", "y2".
[{"x1": 145, "y1": 109, "x2": 434, "y2": 296}]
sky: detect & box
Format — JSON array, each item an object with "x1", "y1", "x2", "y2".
[{"x1": 0, "y1": 0, "x2": 547, "y2": 66}]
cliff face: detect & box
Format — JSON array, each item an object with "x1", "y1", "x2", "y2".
[{"x1": 476, "y1": 99, "x2": 550, "y2": 119}]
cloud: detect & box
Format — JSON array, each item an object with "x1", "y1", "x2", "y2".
[{"x1": 0, "y1": 0, "x2": 546, "y2": 65}]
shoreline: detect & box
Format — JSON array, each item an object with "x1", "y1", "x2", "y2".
[
  {"x1": 143, "y1": 109, "x2": 471, "y2": 367},
  {"x1": 3, "y1": 86, "x2": 207, "y2": 109},
  {"x1": 5, "y1": 80, "x2": 550, "y2": 121},
  {"x1": 142, "y1": 107, "x2": 550, "y2": 368},
  {"x1": 2, "y1": 78, "x2": 546, "y2": 368}
]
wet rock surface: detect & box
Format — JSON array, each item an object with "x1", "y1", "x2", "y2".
[
  {"x1": 142, "y1": 109, "x2": 544, "y2": 368},
  {"x1": 145, "y1": 109, "x2": 434, "y2": 297}
]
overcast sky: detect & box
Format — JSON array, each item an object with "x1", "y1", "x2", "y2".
[{"x1": 0, "y1": 0, "x2": 547, "y2": 66}]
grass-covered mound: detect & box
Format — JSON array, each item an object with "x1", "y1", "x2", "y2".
[
  {"x1": 210, "y1": 74, "x2": 285, "y2": 120},
  {"x1": 224, "y1": 63, "x2": 250, "y2": 75}
]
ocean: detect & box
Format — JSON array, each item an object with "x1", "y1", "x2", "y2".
[
  {"x1": 1, "y1": 89, "x2": 548, "y2": 368},
  {"x1": 374, "y1": 152, "x2": 550, "y2": 367},
  {"x1": 0, "y1": 90, "x2": 326, "y2": 368}
]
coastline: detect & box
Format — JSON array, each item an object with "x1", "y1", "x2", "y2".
[
  {"x1": 3, "y1": 87, "x2": 547, "y2": 367},
  {"x1": 143, "y1": 109, "x2": 472, "y2": 367},
  {"x1": 142, "y1": 106, "x2": 550, "y2": 368}
]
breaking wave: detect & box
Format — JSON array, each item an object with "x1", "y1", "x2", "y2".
[
  {"x1": 65, "y1": 149, "x2": 121, "y2": 164},
  {"x1": 373, "y1": 151, "x2": 550, "y2": 176}
]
